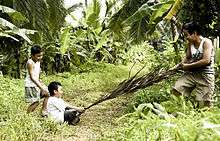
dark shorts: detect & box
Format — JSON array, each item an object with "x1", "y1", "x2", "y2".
[{"x1": 64, "y1": 108, "x2": 80, "y2": 125}]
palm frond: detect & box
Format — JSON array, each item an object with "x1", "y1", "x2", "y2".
[
  {"x1": 149, "y1": 0, "x2": 174, "y2": 23},
  {"x1": 6, "y1": 28, "x2": 36, "y2": 43},
  {"x1": 122, "y1": 0, "x2": 174, "y2": 44},
  {"x1": 129, "y1": 17, "x2": 149, "y2": 44},
  {"x1": 83, "y1": 67, "x2": 180, "y2": 111},
  {"x1": 122, "y1": 3, "x2": 152, "y2": 25},
  {"x1": 14, "y1": 0, "x2": 50, "y2": 40},
  {"x1": 108, "y1": 0, "x2": 148, "y2": 33},
  {"x1": 0, "y1": 5, "x2": 35, "y2": 43},
  {"x1": 0, "y1": 18, "x2": 16, "y2": 29},
  {"x1": 47, "y1": 0, "x2": 67, "y2": 34},
  {"x1": 14, "y1": 0, "x2": 68, "y2": 42},
  {"x1": 0, "y1": 32, "x2": 19, "y2": 41},
  {"x1": 0, "y1": 5, "x2": 28, "y2": 22}
]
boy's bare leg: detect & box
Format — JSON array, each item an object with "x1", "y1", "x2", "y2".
[{"x1": 27, "y1": 101, "x2": 39, "y2": 113}]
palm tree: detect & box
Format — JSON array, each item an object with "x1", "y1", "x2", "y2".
[
  {"x1": 13, "y1": 0, "x2": 82, "y2": 43},
  {"x1": 0, "y1": 5, "x2": 36, "y2": 78},
  {"x1": 108, "y1": 0, "x2": 183, "y2": 44}
]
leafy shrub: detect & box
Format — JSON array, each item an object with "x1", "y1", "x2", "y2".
[{"x1": 100, "y1": 102, "x2": 220, "y2": 141}]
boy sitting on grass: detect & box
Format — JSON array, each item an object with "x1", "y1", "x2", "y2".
[{"x1": 47, "y1": 81, "x2": 84, "y2": 125}]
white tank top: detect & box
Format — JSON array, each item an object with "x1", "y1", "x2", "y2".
[
  {"x1": 25, "y1": 59, "x2": 41, "y2": 87},
  {"x1": 190, "y1": 36, "x2": 214, "y2": 74},
  {"x1": 191, "y1": 36, "x2": 205, "y2": 60}
]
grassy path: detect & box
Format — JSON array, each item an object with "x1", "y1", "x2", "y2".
[
  {"x1": 65, "y1": 96, "x2": 129, "y2": 141},
  {"x1": 44, "y1": 64, "x2": 133, "y2": 140},
  {"x1": 0, "y1": 63, "x2": 138, "y2": 141},
  {"x1": 2, "y1": 63, "x2": 220, "y2": 140}
]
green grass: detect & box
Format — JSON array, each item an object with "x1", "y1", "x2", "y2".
[
  {"x1": 1, "y1": 62, "x2": 220, "y2": 141},
  {"x1": 0, "y1": 62, "x2": 131, "y2": 141}
]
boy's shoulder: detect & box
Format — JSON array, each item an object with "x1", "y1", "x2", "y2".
[
  {"x1": 27, "y1": 59, "x2": 34, "y2": 64},
  {"x1": 27, "y1": 59, "x2": 40, "y2": 65},
  {"x1": 48, "y1": 97, "x2": 64, "y2": 105},
  {"x1": 49, "y1": 96, "x2": 61, "y2": 101}
]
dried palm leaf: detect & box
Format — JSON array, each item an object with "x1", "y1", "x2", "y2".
[{"x1": 82, "y1": 66, "x2": 180, "y2": 113}]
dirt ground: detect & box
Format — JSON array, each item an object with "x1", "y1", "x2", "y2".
[{"x1": 63, "y1": 94, "x2": 130, "y2": 141}]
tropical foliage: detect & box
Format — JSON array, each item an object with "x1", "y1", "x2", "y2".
[
  {"x1": 0, "y1": 5, "x2": 35, "y2": 43},
  {"x1": 180, "y1": 0, "x2": 220, "y2": 37},
  {"x1": 0, "y1": 0, "x2": 220, "y2": 140}
]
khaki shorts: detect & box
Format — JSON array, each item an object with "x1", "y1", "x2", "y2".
[
  {"x1": 25, "y1": 87, "x2": 41, "y2": 103},
  {"x1": 173, "y1": 72, "x2": 215, "y2": 102}
]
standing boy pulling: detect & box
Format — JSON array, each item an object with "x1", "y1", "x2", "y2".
[
  {"x1": 172, "y1": 22, "x2": 215, "y2": 108},
  {"x1": 25, "y1": 45, "x2": 49, "y2": 115}
]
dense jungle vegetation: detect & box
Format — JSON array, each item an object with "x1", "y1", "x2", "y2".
[{"x1": 0, "y1": 0, "x2": 220, "y2": 140}]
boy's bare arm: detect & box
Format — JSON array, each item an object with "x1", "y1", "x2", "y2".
[
  {"x1": 65, "y1": 102, "x2": 84, "y2": 112},
  {"x1": 182, "y1": 39, "x2": 213, "y2": 70},
  {"x1": 27, "y1": 62, "x2": 45, "y2": 91}
]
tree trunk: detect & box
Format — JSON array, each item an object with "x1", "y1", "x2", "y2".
[
  {"x1": 14, "y1": 42, "x2": 21, "y2": 78},
  {"x1": 0, "y1": 54, "x2": 3, "y2": 76},
  {"x1": 85, "y1": 0, "x2": 88, "y2": 7},
  {"x1": 170, "y1": 20, "x2": 181, "y2": 63}
]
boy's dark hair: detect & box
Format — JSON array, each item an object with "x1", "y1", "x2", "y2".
[
  {"x1": 183, "y1": 22, "x2": 202, "y2": 35},
  {"x1": 31, "y1": 45, "x2": 42, "y2": 55},
  {"x1": 48, "y1": 81, "x2": 62, "y2": 96}
]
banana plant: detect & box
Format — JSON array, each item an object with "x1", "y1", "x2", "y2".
[
  {"x1": 0, "y1": 5, "x2": 35, "y2": 43},
  {"x1": 13, "y1": 0, "x2": 82, "y2": 43},
  {"x1": 59, "y1": 0, "x2": 113, "y2": 62},
  {"x1": 0, "y1": 5, "x2": 37, "y2": 77},
  {"x1": 109, "y1": 0, "x2": 176, "y2": 44},
  {"x1": 164, "y1": 0, "x2": 183, "y2": 20}
]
